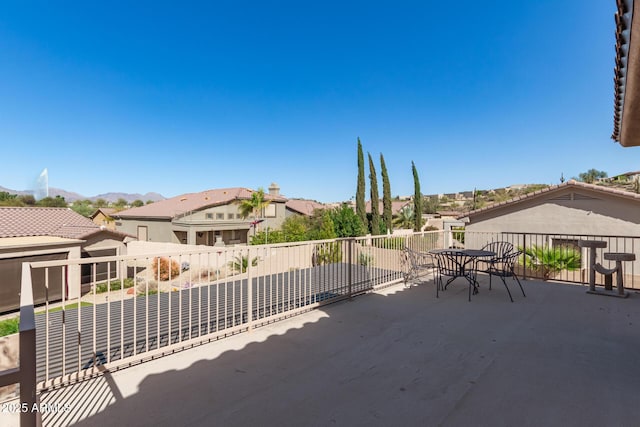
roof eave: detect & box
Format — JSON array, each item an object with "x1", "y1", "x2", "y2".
[
  {"x1": 614, "y1": 0, "x2": 640, "y2": 146},
  {"x1": 463, "y1": 181, "x2": 640, "y2": 221},
  {"x1": 114, "y1": 214, "x2": 173, "y2": 220}
]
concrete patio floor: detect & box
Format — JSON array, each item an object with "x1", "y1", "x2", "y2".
[{"x1": 5, "y1": 275, "x2": 640, "y2": 426}]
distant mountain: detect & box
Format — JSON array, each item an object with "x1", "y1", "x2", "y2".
[
  {"x1": 49, "y1": 187, "x2": 86, "y2": 202},
  {"x1": 0, "y1": 186, "x2": 31, "y2": 196},
  {"x1": 0, "y1": 186, "x2": 165, "y2": 203},
  {"x1": 93, "y1": 192, "x2": 165, "y2": 203}
]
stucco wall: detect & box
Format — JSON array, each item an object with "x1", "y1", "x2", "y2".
[
  {"x1": 465, "y1": 192, "x2": 640, "y2": 287},
  {"x1": 116, "y1": 218, "x2": 176, "y2": 243},
  {"x1": 466, "y1": 198, "x2": 640, "y2": 236},
  {"x1": 83, "y1": 234, "x2": 127, "y2": 253},
  {"x1": 118, "y1": 202, "x2": 288, "y2": 247}
]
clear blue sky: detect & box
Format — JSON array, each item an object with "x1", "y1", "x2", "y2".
[{"x1": 1, "y1": 1, "x2": 637, "y2": 203}]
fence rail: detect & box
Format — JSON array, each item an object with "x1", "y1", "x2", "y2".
[
  {"x1": 0, "y1": 264, "x2": 39, "y2": 426},
  {"x1": 23, "y1": 234, "x2": 436, "y2": 392},
  {"x1": 11, "y1": 229, "x2": 640, "y2": 425},
  {"x1": 460, "y1": 230, "x2": 640, "y2": 288}
]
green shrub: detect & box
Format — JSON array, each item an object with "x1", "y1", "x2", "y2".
[
  {"x1": 312, "y1": 242, "x2": 343, "y2": 266},
  {"x1": 0, "y1": 317, "x2": 19, "y2": 337},
  {"x1": 520, "y1": 245, "x2": 581, "y2": 280},
  {"x1": 95, "y1": 278, "x2": 135, "y2": 293},
  {"x1": 452, "y1": 226, "x2": 465, "y2": 244},
  {"x1": 227, "y1": 255, "x2": 259, "y2": 274},
  {"x1": 250, "y1": 229, "x2": 286, "y2": 245},
  {"x1": 358, "y1": 252, "x2": 374, "y2": 266}
]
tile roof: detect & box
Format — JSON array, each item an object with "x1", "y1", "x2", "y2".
[
  {"x1": 612, "y1": 0, "x2": 636, "y2": 145},
  {"x1": 0, "y1": 207, "x2": 103, "y2": 239},
  {"x1": 459, "y1": 180, "x2": 640, "y2": 220},
  {"x1": 90, "y1": 207, "x2": 117, "y2": 219},
  {"x1": 114, "y1": 187, "x2": 288, "y2": 219},
  {"x1": 285, "y1": 199, "x2": 326, "y2": 216}
]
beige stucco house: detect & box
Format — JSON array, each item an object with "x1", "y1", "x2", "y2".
[
  {"x1": 457, "y1": 180, "x2": 640, "y2": 272},
  {"x1": 459, "y1": 180, "x2": 640, "y2": 235},
  {"x1": 0, "y1": 207, "x2": 131, "y2": 313},
  {"x1": 457, "y1": 180, "x2": 640, "y2": 281},
  {"x1": 90, "y1": 207, "x2": 117, "y2": 230},
  {"x1": 113, "y1": 186, "x2": 289, "y2": 246}
]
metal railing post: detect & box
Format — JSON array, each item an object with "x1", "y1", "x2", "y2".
[
  {"x1": 247, "y1": 248, "x2": 253, "y2": 332},
  {"x1": 521, "y1": 233, "x2": 527, "y2": 280},
  {"x1": 348, "y1": 238, "x2": 353, "y2": 299},
  {"x1": 20, "y1": 263, "x2": 39, "y2": 427}
]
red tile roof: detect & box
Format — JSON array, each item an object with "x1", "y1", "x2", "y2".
[
  {"x1": 285, "y1": 199, "x2": 325, "y2": 216},
  {"x1": 0, "y1": 207, "x2": 103, "y2": 239},
  {"x1": 114, "y1": 187, "x2": 288, "y2": 219},
  {"x1": 612, "y1": 0, "x2": 632, "y2": 142},
  {"x1": 90, "y1": 207, "x2": 117, "y2": 219}
]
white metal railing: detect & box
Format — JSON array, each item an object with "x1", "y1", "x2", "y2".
[
  {"x1": 0, "y1": 264, "x2": 39, "y2": 426},
  {"x1": 15, "y1": 228, "x2": 640, "y2": 419},
  {"x1": 22, "y1": 233, "x2": 441, "y2": 393},
  {"x1": 452, "y1": 230, "x2": 640, "y2": 288}
]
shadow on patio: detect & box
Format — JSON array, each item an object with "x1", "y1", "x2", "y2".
[{"x1": 36, "y1": 276, "x2": 640, "y2": 426}]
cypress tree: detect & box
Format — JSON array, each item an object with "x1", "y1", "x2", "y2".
[
  {"x1": 368, "y1": 152, "x2": 380, "y2": 235},
  {"x1": 412, "y1": 161, "x2": 423, "y2": 231},
  {"x1": 356, "y1": 138, "x2": 367, "y2": 229},
  {"x1": 380, "y1": 153, "x2": 392, "y2": 233}
]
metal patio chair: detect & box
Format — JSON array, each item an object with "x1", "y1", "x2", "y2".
[
  {"x1": 402, "y1": 247, "x2": 437, "y2": 292},
  {"x1": 433, "y1": 250, "x2": 478, "y2": 301},
  {"x1": 476, "y1": 241, "x2": 514, "y2": 276},
  {"x1": 484, "y1": 250, "x2": 526, "y2": 302}
]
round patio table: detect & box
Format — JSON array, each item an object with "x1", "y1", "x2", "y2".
[
  {"x1": 428, "y1": 249, "x2": 496, "y2": 298},
  {"x1": 429, "y1": 249, "x2": 495, "y2": 258}
]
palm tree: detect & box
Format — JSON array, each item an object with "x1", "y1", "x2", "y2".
[
  {"x1": 520, "y1": 245, "x2": 581, "y2": 280},
  {"x1": 227, "y1": 255, "x2": 259, "y2": 274},
  {"x1": 393, "y1": 206, "x2": 414, "y2": 229},
  {"x1": 238, "y1": 188, "x2": 271, "y2": 236}
]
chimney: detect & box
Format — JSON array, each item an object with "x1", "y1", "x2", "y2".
[{"x1": 268, "y1": 182, "x2": 280, "y2": 196}]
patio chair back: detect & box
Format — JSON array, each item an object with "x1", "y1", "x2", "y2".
[
  {"x1": 434, "y1": 250, "x2": 478, "y2": 301},
  {"x1": 487, "y1": 250, "x2": 521, "y2": 277},
  {"x1": 481, "y1": 241, "x2": 514, "y2": 259},
  {"x1": 402, "y1": 246, "x2": 436, "y2": 287},
  {"x1": 435, "y1": 251, "x2": 473, "y2": 277},
  {"x1": 486, "y1": 250, "x2": 526, "y2": 302}
]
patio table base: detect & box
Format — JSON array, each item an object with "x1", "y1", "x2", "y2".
[{"x1": 585, "y1": 289, "x2": 630, "y2": 298}]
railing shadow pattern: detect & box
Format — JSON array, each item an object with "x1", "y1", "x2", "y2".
[{"x1": 14, "y1": 228, "x2": 640, "y2": 424}]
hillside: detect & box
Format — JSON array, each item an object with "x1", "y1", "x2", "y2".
[{"x1": 0, "y1": 186, "x2": 165, "y2": 203}]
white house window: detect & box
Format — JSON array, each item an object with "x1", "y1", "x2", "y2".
[
  {"x1": 206, "y1": 213, "x2": 214, "y2": 219},
  {"x1": 227, "y1": 213, "x2": 234, "y2": 220},
  {"x1": 216, "y1": 213, "x2": 224, "y2": 220},
  {"x1": 264, "y1": 204, "x2": 276, "y2": 218},
  {"x1": 137, "y1": 226, "x2": 148, "y2": 241}
]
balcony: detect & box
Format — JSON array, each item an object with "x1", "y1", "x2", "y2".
[{"x1": 2, "y1": 231, "x2": 640, "y2": 426}]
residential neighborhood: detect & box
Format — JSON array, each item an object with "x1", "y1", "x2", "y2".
[
  {"x1": 0, "y1": 207, "x2": 131, "y2": 312},
  {"x1": 2, "y1": 2, "x2": 640, "y2": 427}
]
